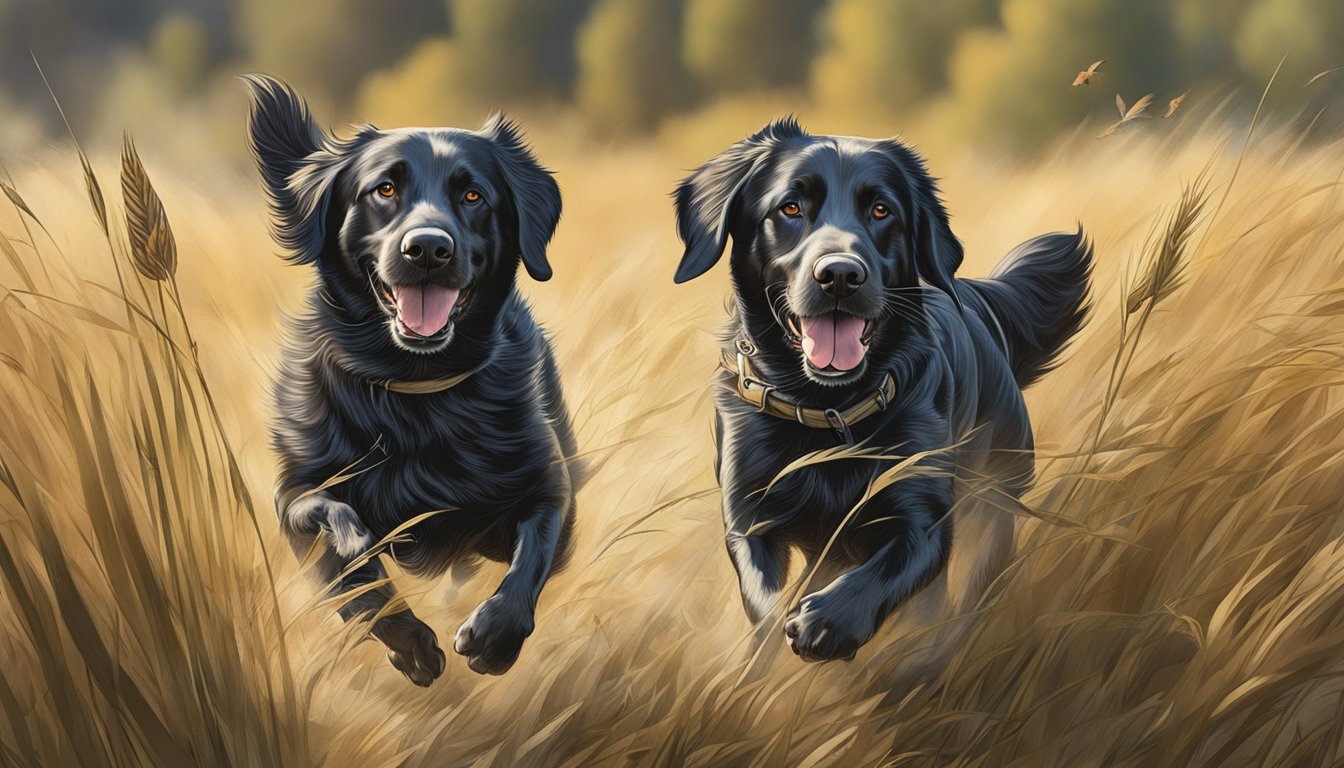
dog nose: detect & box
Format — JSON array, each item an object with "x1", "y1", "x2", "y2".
[
  {"x1": 400, "y1": 227, "x2": 454, "y2": 270},
  {"x1": 813, "y1": 254, "x2": 867, "y2": 299}
]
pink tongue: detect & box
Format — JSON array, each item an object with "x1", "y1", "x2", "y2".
[
  {"x1": 392, "y1": 284, "x2": 459, "y2": 337},
  {"x1": 799, "y1": 313, "x2": 868, "y2": 371}
]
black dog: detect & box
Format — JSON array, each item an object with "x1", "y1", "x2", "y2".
[
  {"x1": 245, "y1": 75, "x2": 579, "y2": 682},
  {"x1": 674, "y1": 119, "x2": 1091, "y2": 662}
]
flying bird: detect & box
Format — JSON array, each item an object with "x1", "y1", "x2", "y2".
[
  {"x1": 1163, "y1": 92, "x2": 1188, "y2": 118},
  {"x1": 1305, "y1": 66, "x2": 1343, "y2": 88},
  {"x1": 1097, "y1": 93, "x2": 1154, "y2": 138},
  {"x1": 1073, "y1": 60, "x2": 1105, "y2": 87}
]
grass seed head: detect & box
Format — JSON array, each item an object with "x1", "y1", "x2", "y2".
[{"x1": 120, "y1": 134, "x2": 177, "y2": 282}]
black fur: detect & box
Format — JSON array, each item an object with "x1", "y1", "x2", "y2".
[
  {"x1": 245, "y1": 75, "x2": 578, "y2": 682},
  {"x1": 674, "y1": 120, "x2": 1092, "y2": 662}
]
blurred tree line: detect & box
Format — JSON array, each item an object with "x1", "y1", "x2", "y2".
[{"x1": 0, "y1": 0, "x2": 1340, "y2": 148}]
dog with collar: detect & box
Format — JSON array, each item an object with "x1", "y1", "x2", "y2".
[
  {"x1": 674, "y1": 119, "x2": 1092, "y2": 662},
  {"x1": 247, "y1": 76, "x2": 579, "y2": 682}
]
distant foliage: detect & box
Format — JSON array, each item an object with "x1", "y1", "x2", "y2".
[
  {"x1": 149, "y1": 14, "x2": 211, "y2": 95},
  {"x1": 943, "y1": 0, "x2": 1182, "y2": 148},
  {"x1": 1236, "y1": 0, "x2": 1344, "y2": 115},
  {"x1": 448, "y1": 0, "x2": 595, "y2": 103},
  {"x1": 576, "y1": 0, "x2": 687, "y2": 134},
  {"x1": 235, "y1": 0, "x2": 444, "y2": 101},
  {"x1": 355, "y1": 38, "x2": 476, "y2": 128},
  {"x1": 1172, "y1": 0, "x2": 1255, "y2": 80},
  {"x1": 0, "y1": 0, "x2": 1338, "y2": 146},
  {"x1": 682, "y1": 0, "x2": 822, "y2": 96},
  {"x1": 812, "y1": 0, "x2": 996, "y2": 116}
]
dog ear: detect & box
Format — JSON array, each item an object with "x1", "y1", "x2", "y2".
[
  {"x1": 481, "y1": 115, "x2": 562, "y2": 282},
  {"x1": 243, "y1": 74, "x2": 350, "y2": 265},
  {"x1": 672, "y1": 117, "x2": 805, "y2": 284},
  {"x1": 914, "y1": 203, "x2": 964, "y2": 311}
]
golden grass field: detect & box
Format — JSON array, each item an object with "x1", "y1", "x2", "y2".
[{"x1": 2, "y1": 104, "x2": 1344, "y2": 767}]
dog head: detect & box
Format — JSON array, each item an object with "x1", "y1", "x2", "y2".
[
  {"x1": 245, "y1": 75, "x2": 560, "y2": 355},
  {"x1": 674, "y1": 118, "x2": 962, "y2": 387}
]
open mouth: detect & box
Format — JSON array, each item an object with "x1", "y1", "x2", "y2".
[
  {"x1": 783, "y1": 311, "x2": 874, "y2": 376},
  {"x1": 371, "y1": 274, "x2": 472, "y2": 344}
]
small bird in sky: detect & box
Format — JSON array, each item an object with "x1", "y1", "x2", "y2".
[
  {"x1": 1163, "y1": 92, "x2": 1188, "y2": 118},
  {"x1": 1097, "y1": 93, "x2": 1154, "y2": 138},
  {"x1": 1073, "y1": 60, "x2": 1105, "y2": 87}
]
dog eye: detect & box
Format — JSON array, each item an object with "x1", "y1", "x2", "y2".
[
  {"x1": 463, "y1": 189, "x2": 482, "y2": 205},
  {"x1": 871, "y1": 202, "x2": 891, "y2": 220},
  {"x1": 780, "y1": 201, "x2": 802, "y2": 217},
  {"x1": 375, "y1": 182, "x2": 396, "y2": 199}
]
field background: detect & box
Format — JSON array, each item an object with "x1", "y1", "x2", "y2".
[{"x1": 2, "y1": 1, "x2": 1344, "y2": 766}]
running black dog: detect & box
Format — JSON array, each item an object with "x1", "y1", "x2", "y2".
[
  {"x1": 246, "y1": 75, "x2": 578, "y2": 682},
  {"x1": 674, "y1": 119, "x2": 1091, "y2": 662}
]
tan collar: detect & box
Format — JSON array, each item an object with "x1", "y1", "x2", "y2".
[
  {"x1": 373, "y1": 369, "x2": 475, "y2": 394},
  {"x1": 720, "y1": 343, "x2": 895, "y2": 443}
]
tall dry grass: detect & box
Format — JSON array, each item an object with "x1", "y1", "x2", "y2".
[{"x1": 1, "y1": 110, "x2": 1344, "y2": 767}]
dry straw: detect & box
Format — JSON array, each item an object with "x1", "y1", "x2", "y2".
[
  {"x1": 120, "y1": 134, "x2": 178, "y2": 283},
  {"x1": 0, "y1": 180, "x2": 38, "y2": 222},
  {"x1": 1124, "y1": 178, "x2": 1206, "y2": 316},
  {"x1": 33, "y1": 56, "x2": 108, "y2": 237},
  {"x1": 4, "y1": 49, "x2": 1344, "y2": 768}
]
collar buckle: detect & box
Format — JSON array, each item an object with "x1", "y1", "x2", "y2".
[{"x1": 822, "y1": 407, "x2": 854, "y2": 445}]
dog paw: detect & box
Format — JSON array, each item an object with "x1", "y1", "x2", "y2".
[
  {"x1": 287, "y1": 494, "x2": 375, "y2": 558},
  {"x1": 783, "y1": 595, "x2": 871, "y2": 663},
  {"x1": 453, "y1": 595, "x2": 534, "y2": 675},
  {"x1": 375, "y1": 613, "x2": 446, "y2": 687}
]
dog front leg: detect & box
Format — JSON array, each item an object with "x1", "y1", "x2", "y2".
[
  {"x1": 784, "y1": 517, "x2": 950, "y2": 663},
  {"x1": 279, "y1": 487, "x2": 445, "y2": 686},
  {"x1": 453, "y1": 496, "x2": 568, "y2": 675}
]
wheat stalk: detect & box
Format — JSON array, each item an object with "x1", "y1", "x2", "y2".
[
  {"x1": 116, "y1": 129, "x2": 286, "y2": 649},
  {"x1": 32, "y1": 56, "x2": 109, "y2": 237},
  {"x1": 1091, "y1": 176, "x2": 1210, "y2": 460},
  {"x1": 0, "y1": 181, "x2": 39, "y2": 223},
  {"x1": 120, "y1": 135, "x2": 178, "y2": 283},
  {"x1": 1047, "y1": 175, "x2": 1213, "y2": 535},
  {"x1": 1053, "y1": 63, "x2": 1283, "y2": 545},
  {"x1": 1124, "y1": 177, "x2": 1208, "y2": 315},
  {"x1": 114, "y1": 133, "x2": 295, "y2": 712},
  {"x1": 31, "y1": 52, "x2": 135, "y2": 333},
  {"x1": 3, "y1": 167, "x2": 66, "y2": 289}
]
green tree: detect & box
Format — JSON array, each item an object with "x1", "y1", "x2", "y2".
[
  {"x1": 448, "y1": 0, "x2": 595, "y2": 103},
  {"x1": 682, "y1": 0, "x2": 823, "y2": 96},
  {"x1": 943, "y1": 0, "x2": 1182, "y2": 149},
  {"x1": 356, "y1": 37, "x2": 482, "y2": 128},
  {"x1": 576, "y1": 0, "x2": 687, "y2": 134},
  {"x1": 150, "y1": 14, "x2": 210, "y2": 96},
  {"x1": 1236, "y1": 0, "x2": 1344, "y2": 97},
  {"x1": 812, "y1": 0, "x2": 997, "y2": 116},
  {"x1": 235, "y1": 0, "x2": 446, "y2": 103},
  {"x1": 0, "y1": 0, "x2": 160, "y2": 123},
  {"x1": 1173, "y1": 0, "x2": 1255, "y2": 81}
]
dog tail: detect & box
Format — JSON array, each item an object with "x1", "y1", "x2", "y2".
[{"x1": 957, "y1": 227, "x2": 1093, "y2": 389}]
